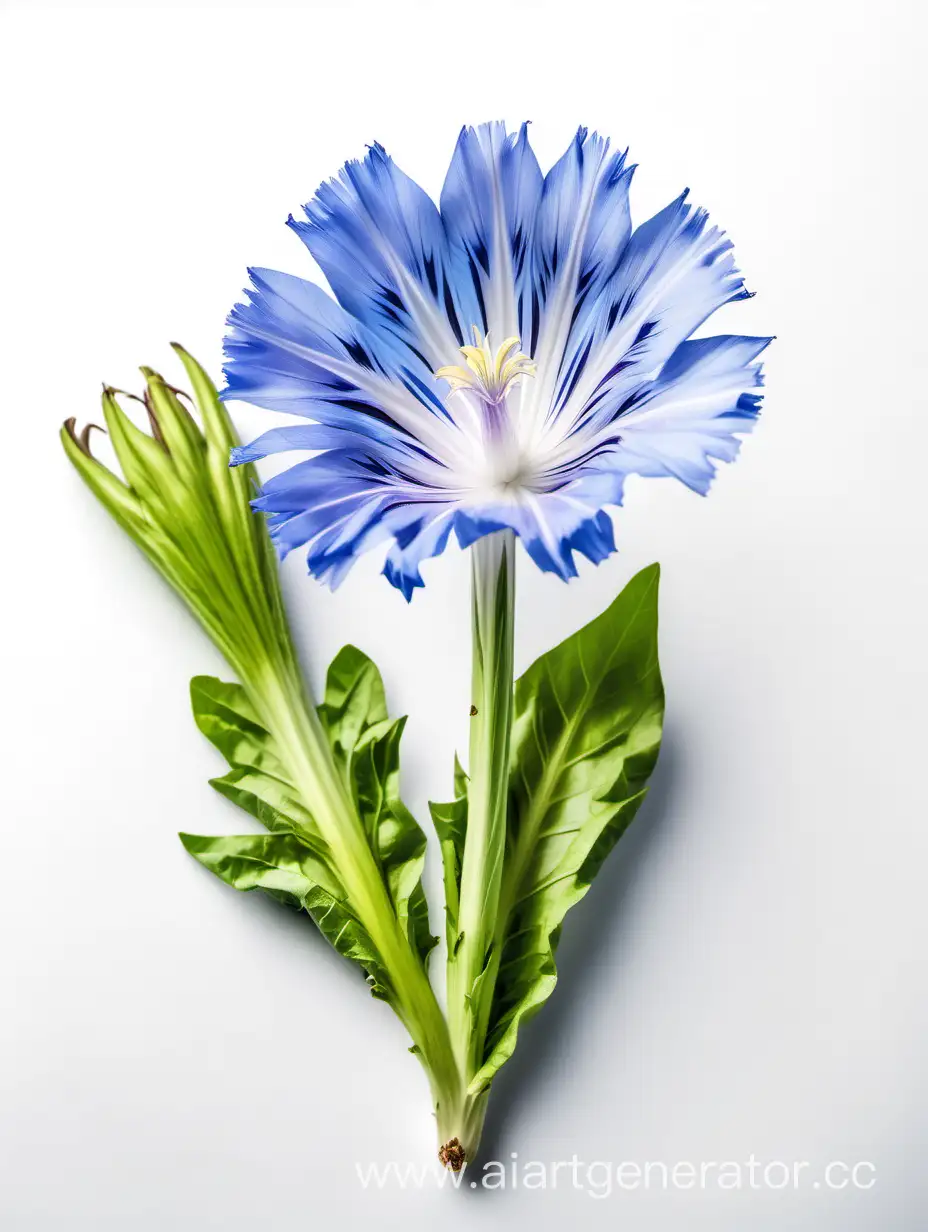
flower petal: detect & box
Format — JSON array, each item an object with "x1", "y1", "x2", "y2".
[
  {"x1": 288, "y1": 143, "x2": 468, "y2": 369},
  {"x1": 440, "y1": 121, "x2": 543, "y2": 346},
  {"x1": 525, "y1": 128, "x2": 635, "y2": 428},
  {"x1": 383, "y1": 506, "x2": 458, "y2": 600},
  {"x1": 223, "y1": 127, "x2": 771, "y2": 596},
  {"x1": 253, "y1": 452, "x2": 401, "y2": 576},
  {"x1": 251, "y1": 449, "x2": 465, "y2": 595},
  {"x1": 223, "y1": 267, "x2": 470, "y2": 477},
  {"x1": 230, "y1": 423, "x2": 351, "y2": 464},
  {"x1": 608, "y1": 334, "x2": 771, "y2": 493},
  {"x1": 553, "y1": 193, "x2": 752, "y2": 441},
  {"x1": 455, "y1": 486, "x2": 619, "y2": 581}
]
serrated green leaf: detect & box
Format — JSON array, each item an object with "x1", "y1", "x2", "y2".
[
  {"x1": 302, "y1": 884, "x2": 393, "y2": 1001},
  {"x1": 317, "y1": 642, "x2": 390, "y2": 765},
  {"x1": 318, "y1": 646, "x2": 438, "y2": 968},
  {"x1": 187, "y1": 647, "x2": 437, "y2": 984},
  {"x1": 429, "y1": 756, "x2": 468, "y2": 950},
  {"x1": 179, "y1": 832, "x2": 390, "y2": 997},
  {"x1": 190, "y1": 676, "x2": 292, "y2": 784},
  {"x1": 208, "y1": 766, "x2": 315, "y2": 836},
  {"x1": 179, "y1": 830, "x2": 332, "y2": 902},
  {"x1": 189, "y1": 676, "x2": 320, "y2": 847},
  {"x1": 468, "y1": 563, "x2": 664, "y2": 1093},
  {"x1": 65, "y1": 353, "x2": 462, "y2": 1122}
]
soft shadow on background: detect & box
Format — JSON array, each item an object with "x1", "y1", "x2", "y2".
[{"x1": 473, "y1": 726, "x2": 684, "y2": 1167}]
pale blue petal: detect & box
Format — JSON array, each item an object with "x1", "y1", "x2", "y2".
[
  {"x1": 455, "y1": 495, "x2": 617, "y2": 580},
  {"x1": 440, "y1": 121, "x2": 543, "y2": 344},
  {"x1": 224, "y1": 266, "x2": 459, "y2": 475},
  {"x1": 382, "y1": 507, "x2": 458, "y2": 600},
  {"x1": 288, "y1": 143, "x2": 468, "y2": 369},
  {"x1": 558, "y1": 193, "x2": 751, "y2": 436},
  {"x1": 223, "y1": 125, "x2": 771, "y2": 595},
  {"x1": 528, "y1": 127, "x2": 634, "y2": 405},
  {"x1": 610, "y1": 334, "x2": 771, "y2": 493},
  {"x1": 230, "y1": 423, "x2": 349, "y2": 464}
]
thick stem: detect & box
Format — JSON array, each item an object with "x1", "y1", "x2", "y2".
[
  {"x1": 66, "y1": 360, "x2": 468, "y2": 1154},
  {"x1": 446, "y1": 530, "x2": 516, "y2": 1133},
  {"x1": 255, "y1": 663, "x2": 464, "y2": 1133},
  {"x1": 436, "y1": 1088, "x2": 489, "y2": 1171}
]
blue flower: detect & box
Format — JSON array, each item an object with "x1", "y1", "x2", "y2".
[{"x1": 224, "y1": 123, "x2": 771, "y2": 599}]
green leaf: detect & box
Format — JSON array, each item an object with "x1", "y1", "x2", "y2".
[
  {"x1": 469, "y1": 563, "x2": 665, "y2": 1094},
  {"x1": 318, "y1": 646, "x2": 438, "y2": 968},
  {"x1": 191, "y1": 675, "x2": 319, "y2": 840},
  {"x1": 302, "y1": 883, "x2": 393, "y2": 1000},
  {"x1": 209, "y1": 766, "x2": 315, "y2": 837},
  {"x1": 429, "y1": 756, "x2": 468, "y2": 952},
  {"x1": 186, "y1": 646, "x2": 437, "y2": 985},
  {"x1": 179, "y1": 830, "x2": 334, "y2": 903},
  {"x1": 179, "y1": 832, "x2": 391, "y2": 999},
  {"x1": 190, "y1": 677, "x2": 292, "y2": 785}
]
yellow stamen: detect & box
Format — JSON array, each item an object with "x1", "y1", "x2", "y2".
[{"x1": 436, "y1": 327, "x2": 535, "y2": 404}]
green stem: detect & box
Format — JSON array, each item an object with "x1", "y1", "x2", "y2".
[
  {"x1": 255, "y1": 661, "x2": 464, "y2": 1133},
  {"x1": 445, "y1": 530, "x2": 516, "y2": 1152},
  {"x1": 64, "y1": 358, "x2": 468, "y2": 1153}
]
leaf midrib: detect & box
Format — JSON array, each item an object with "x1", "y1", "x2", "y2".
[{"x1": 497, "y1": 574, "x2": 656, "y2": 931}]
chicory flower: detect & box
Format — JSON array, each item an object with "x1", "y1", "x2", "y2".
[
  {"x1": 222, "y1": 126, "x2": 770, "y2": 1162},
  {"x1": 223, "y1": 122, "x2": 770, "y2": 599},
  {"x1": 60, "y1": 126, "x2": 770, "y2": 1174}
]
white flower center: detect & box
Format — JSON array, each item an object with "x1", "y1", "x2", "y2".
[{"x1": 436, "y1": 328, "x2": 536, "y2": 491}]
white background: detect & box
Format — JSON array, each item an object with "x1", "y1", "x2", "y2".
[{"x1": 2, "y1": 1, "x2": 926, "y2": 1228}]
